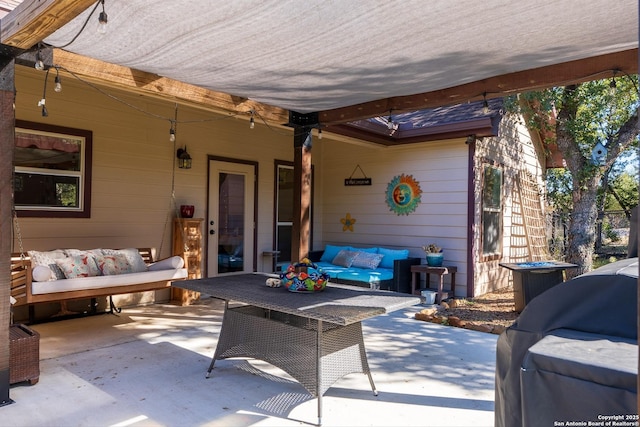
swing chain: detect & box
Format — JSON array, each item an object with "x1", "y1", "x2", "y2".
[{"x1": 12, "y1": 209, "x2": 25, "y2": 260}]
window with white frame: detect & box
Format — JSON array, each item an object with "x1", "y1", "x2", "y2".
[
  {"x1": 482, "y1": 164, "x2": 503, "y2": 256},
  {"x1": 13, "y1": 120, "x2": 92, "y2": 218}
]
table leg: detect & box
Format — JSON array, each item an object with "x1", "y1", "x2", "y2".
[
  {"x1": 206, "y1": 300, "x2": 228, "y2": 378},
  {"x1": 411, "y1": 271, "x2": 418, "y2": 295},
  {"x1": 450, "y1": 272, "x2": 456, "y2": 297},
  {"x1": 437, "y1": 275, "x2": 445, "y2": 303},
  {"x1": 317, "y1": 320, "x2": 323, "y2": 426}
]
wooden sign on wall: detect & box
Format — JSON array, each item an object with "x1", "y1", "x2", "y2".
[{"x1": 345, "y1": 164, "x2": 371, "y2": 186}]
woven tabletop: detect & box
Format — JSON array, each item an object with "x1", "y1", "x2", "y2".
[{"x1": 173, "y1": 273, "x2": 421, "y2": 325}]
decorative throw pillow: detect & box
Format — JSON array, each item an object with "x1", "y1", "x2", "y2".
[
  {"x1": 94, "y1": 254, "x2": 133, "y2": 276},
  {"x1": 148, "y1": 256, "x2": 185, "y2": 271},
  {"x1": 55, "y1": 254, "x2": 101, "y2": 279},
  {"x1": 28, "y1": 249, "x2": 67, "y2": 280},
  {"x1": 354, "y1": 247, "x2": 378, "y2": 254},
  {"x1": 378, "y1": 247, "x2": 410, "y2": 269},
  {"x1": 101, "y1": 248, "x2": 148, "y2": 273},
  {"x1": 351, "y1": 252, "x2": 384, "y2": 269},
  {"x1": 320, "y1": 245, "x2": 352, "y2": 263},
  {"x1": 32, "y1": 265, "x2": 54, "y2": 282},
  {"x1": 65, "y1": 248, "x2": 103, "y2": 257},
  {"x1": 331, "y1": 249, "x2": 359, "y2": 267}
]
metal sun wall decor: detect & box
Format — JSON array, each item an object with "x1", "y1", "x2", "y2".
[
  {"x1": 341, "y1": 213, "x2": 356, "y2": 232},
  {"x1": 385, "y1": 174, "x2": 422, "y2": 215}
]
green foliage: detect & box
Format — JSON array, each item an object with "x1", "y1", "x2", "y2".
[
  {"x1": 545, "y1": 169, "x2": 573, "y2": 212},
  {"x1": 602, "y1": 221, "x2": 620, "y2": 242},
  {"x1": 510, "y1": 74, "x2": 639, "y2": 213},
  {"x1": 605, "y1": 172, "x2": 639, "y2": 211},
  {"x1": 508, "y1": 74, "x2": 638, "y2": 268}
]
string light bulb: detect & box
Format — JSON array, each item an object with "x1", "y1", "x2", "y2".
[
  {"x1": 34, "y1": 50, "x2": 44, "y2": 71},
  {"x1": 97, "y1": 0, "x2": 108, "y2": 34},
  {"x1": 54, "y1": 70, "x2": 62, "y2": 93},
  {"x1": 169, "y1": 126, "x2": 176, "y2": 142},
  {"x1": 387, "y1": 111, "x2": 394, "y2": 130},
  {"x1": 249, "y1": 111, "x2": 255, "y2": 129},
  {"x1": 482, "y1": 92, "x2": 490, "y2": 114},
  {"x1": 609, "y1": 70, "x2": 618, "y2": 94},
  {"x1": 318, "y1": 127, "x2": 323, "y2": 140}
]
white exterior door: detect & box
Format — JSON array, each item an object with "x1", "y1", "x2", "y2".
[{"x1": 207, "y1": 160, "x2": 255, "y2": 277}]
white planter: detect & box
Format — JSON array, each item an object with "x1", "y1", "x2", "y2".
[{"x1": 421, "y1": 290, "x2": 437, "y2": 305}]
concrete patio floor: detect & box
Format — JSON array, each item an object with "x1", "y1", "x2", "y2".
[{"x1": 4, "y1": 297, "x2": 497, "y2": 427}]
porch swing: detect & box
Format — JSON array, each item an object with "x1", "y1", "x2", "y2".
[
  {"x1": 10, "y1": 207, "x2": 187, "y2": 323},
  {"x1": 9, "y1": 121, "x2": 189, "y2": 324}
]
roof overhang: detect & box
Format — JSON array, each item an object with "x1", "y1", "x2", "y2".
[{"x1": 0, "y1": 0, "x2": 637, "y2": 140}]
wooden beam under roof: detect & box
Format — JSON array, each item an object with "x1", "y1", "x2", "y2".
[
  {"x1": 53, "y1": 49, "x2": 290, "y2": 124},
  {"x1": 1, "y1": 0, "x2": 96, "y2": 49},
  {"x1": 318, "y1": 49, "x2": 638, "y2": 125}
]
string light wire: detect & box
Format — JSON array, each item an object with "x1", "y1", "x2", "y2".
[{"x1": 39, "y1": 62, "x2": 632, "y2": 140}]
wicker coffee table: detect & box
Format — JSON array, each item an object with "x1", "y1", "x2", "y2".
[{"x1": 173, "y1": 273, "x2": 420, "y2": 425}]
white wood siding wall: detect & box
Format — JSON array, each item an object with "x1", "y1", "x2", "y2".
[
  {"x1": 12, "y1": 67, "x2": 294, "y2": 313},
  {"x1": 12, "y1": 66, "x2": 544, "y2": 310},
  {"x1": 315, "y1": 138, "x2": 469, "y2": 296},
  {"x1": 473, "y1": 114, "x2": 545, "y2": 295}
]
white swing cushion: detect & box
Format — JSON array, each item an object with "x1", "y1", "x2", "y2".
[
  {"x1": 148, "y1": 256, "x2": 185, "y2": 271},
  {"x1": 31, "y1": 268, "x2": 188, "y2": 295}
]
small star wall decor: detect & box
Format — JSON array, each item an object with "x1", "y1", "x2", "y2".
[{"x1": 341, "y1": 213, "x2": 356, "y2": 232}]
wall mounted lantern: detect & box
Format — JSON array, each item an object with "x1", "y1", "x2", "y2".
[{"x1": 177, "y1": 147, "x2": 192, "y2": 169}]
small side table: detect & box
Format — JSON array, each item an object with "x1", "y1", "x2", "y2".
[{"x1": 411, "y1": 265, "x2": 457, "y2": 303}]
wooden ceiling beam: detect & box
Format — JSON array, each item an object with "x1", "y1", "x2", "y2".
[
  {"x1": 319, "y1": 49, "x2": 638, "y2": 125},
  {"x1": 53, "y1": 49, "x2": 290, "y2": 124},
  {"x1": 1, "y1": 0, "x2": 96, "y2": 49}
]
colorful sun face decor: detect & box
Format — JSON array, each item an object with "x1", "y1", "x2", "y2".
[
  {"x1": 341, "y1": 213, "x2": 356, "y2": 232},
  {"x1": 385, "y1": 174, "x2": 422, "y2": 215}
]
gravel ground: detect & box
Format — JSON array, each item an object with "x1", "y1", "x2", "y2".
[{"x1": 415, "y1": 286, "x2": 518, "y2": 334}]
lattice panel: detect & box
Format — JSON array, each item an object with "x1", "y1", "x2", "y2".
[{"x1": 510, "y1": 171, "x2": 550, "y2": 261}]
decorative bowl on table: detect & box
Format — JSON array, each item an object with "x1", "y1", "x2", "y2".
[{"x1": 279, "y1": 258, "x2": 330, "y2": 293}]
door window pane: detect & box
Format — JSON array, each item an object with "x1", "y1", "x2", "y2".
[
  {"x1": 276, "y1": 164, "x2": 294, "y2": 263},
  {"x1": 218, "y1": 172, "x2": 245, "y2": 273}
]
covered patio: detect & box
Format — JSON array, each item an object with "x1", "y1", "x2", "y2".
[
  {"x1": 0, "y1": 0, "x2": 638, "y2": 422},
  {"x1": 6, "y1": 300, "x2": 497, "y2": 426}
]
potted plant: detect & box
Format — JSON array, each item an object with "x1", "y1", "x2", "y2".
[{"x1": 422, "y1": 244, "x2": 444, "y2": 267}]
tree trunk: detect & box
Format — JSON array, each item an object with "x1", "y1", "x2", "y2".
[
  {"x1": 595, "y1": 169, "x2": 611, "y2": 250},
  {"x1": 565, "y1": 177, "x2": 600, "y2": 278}
]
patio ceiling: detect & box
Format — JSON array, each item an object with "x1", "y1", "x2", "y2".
[{"x1": 1, "y1": 0, "x2": 638, "y2": 127}]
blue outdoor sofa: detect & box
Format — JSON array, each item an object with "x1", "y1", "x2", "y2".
[{"x1": 308, "y1": 244, "x2": 420, "y2": 294}]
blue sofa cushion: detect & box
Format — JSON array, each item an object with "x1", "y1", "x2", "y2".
[
  {"x1": 336, "y1": 268, "x2": 394, "y2": 283},
  {"x1": 356, "y1": 247, "x2": 379, "y2": 254},
  {"x1": 315, "y1": 262, "x2": 394, "y2": 283},
  {"x1": 320, "y1": 244, "x2": 352, "y2": 263},
  {"x1": 377, "y1": 247, "x2": 409, "y2": 269}
]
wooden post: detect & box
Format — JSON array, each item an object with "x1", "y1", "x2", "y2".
[
  {"x1": 291, "y1": 127, "x2": 312, "y2": 262},
  {"x1": 0, "y1": 56, "x2": 15, "y2": 406}
]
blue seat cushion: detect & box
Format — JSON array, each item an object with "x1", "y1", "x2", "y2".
[{"x1": 315, "y1": 262, "x2": 393, "y2": 283}]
